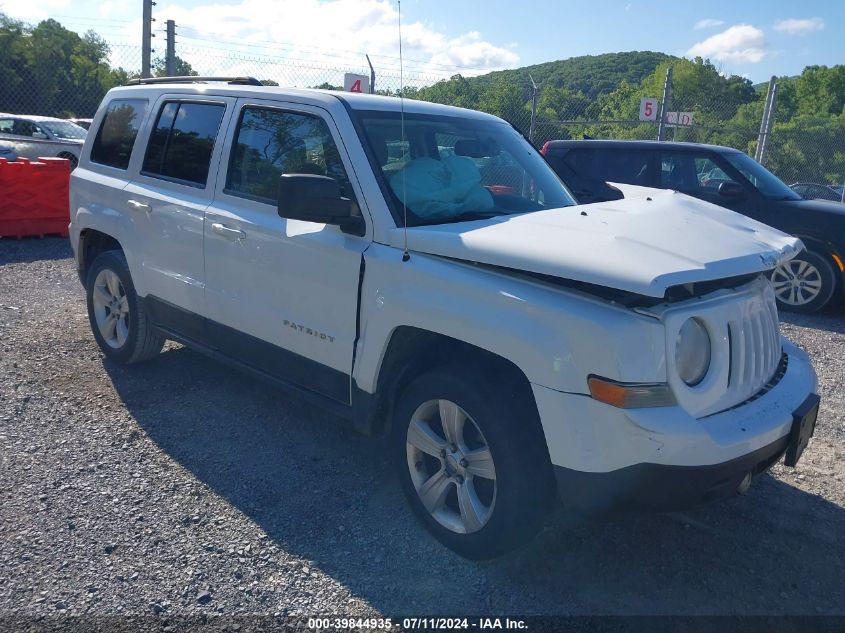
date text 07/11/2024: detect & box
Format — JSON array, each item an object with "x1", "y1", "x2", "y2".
[{"x1": 307, "y1": 617, "x2": 528, "y2": 630}]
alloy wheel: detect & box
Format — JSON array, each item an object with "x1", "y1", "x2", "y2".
[
  {"x1": 771, "y1": 259, "x2": 824, "y2": 307},
  {"x1": 405, "y1": 399, "x2": 496, "y2": 534},
  {"x1": 92, "y1": 269, "x2": 130, "y2": 348}
]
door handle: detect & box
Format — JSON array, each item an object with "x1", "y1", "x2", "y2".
[
  {"x1": 127, "y1": 199, "x2": 151, "y2": 212},
  {"x1": 211, "y1": 223, "x2": 246, "y2": 241}
]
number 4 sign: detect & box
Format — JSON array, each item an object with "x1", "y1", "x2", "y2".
[
  {"x1": 344, "y1": 73, "x2": 370, "y2": 94},
  {"x1": 639, "y1": 98, "x2": 658, "y2": 121}
]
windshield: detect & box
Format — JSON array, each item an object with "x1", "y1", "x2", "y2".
[
  {"x1": 41, "y1": 120, "x2": 87, "y2": 141},
  {"x1": 724, "y1": 152, "x2": 800, "y2": 200},
  {"x1": 356, "y1": 110, "x2": 576, "y2": 227}
]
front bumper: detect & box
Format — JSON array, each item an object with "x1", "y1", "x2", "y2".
[
  {"x1": 533, "y1": 339, "x2": 818, "y2": 510},
  {"x1": 553, "y1": 433, "x2": 788, "y2": 511}
]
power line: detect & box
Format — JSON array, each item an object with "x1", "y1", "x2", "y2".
[
  {"x1": 40, "y1": 14, "x2": 134, "y2": 24},
  {"x1": 176, "y1": 37, "x2": 489, "y2": 77},
  {"x1": 175, "y1": 28, "x2": 503, "y2": 74},
  {"x1": 6, "y1": 10, "x2": 507, "y2": 78}
]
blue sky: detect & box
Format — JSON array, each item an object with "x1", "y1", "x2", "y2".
[{"x1": 2, "y1": 0, "x2": 842, "y2": 82}]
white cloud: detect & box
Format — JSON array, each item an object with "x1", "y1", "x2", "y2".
[
  {"x1": 143, "y1": 0, "x2": 517, "y2": 80},
  {"x1": 99, "y1": 0, "x2": 132, "y2": 18},
  {"x1": 1, "y1": 0, "x2": 518, "y2": 85},
  {"x1": 687, "y1": 24, "x2": 768, "y2": 64},
  {"x1": 694, "y1": 18, "x2": 724, "y2": 30},
  {"x1": 429, "y1": 31, "x2": 519, "y2": 70},
  {"x1": 0, "y1": 0, "x2": 71, "y2": 21},
  {"x1": 773, "y1": 17, "x2": 825, "y2": 36}
]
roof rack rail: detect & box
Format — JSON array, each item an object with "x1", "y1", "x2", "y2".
[{"x1": 125, "y1": 76, "x2": 263, "y2": 86}]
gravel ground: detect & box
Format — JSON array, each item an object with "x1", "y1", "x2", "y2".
[{"x1": 1, "y1": 237, "x2": 844, "y2": 622}]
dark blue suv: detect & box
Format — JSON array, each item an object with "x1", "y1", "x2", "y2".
[{"x1": 542, "y1": 139, "x2": 845, "y2": 313}]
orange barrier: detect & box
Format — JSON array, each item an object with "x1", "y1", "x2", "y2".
[{"x1": 0, "y1": 157, "x2": 71, "y2": 239}]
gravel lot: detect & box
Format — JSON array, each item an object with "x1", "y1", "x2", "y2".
[{"x1": 1, "y1": 237, "x2": 844, "y2": 621}]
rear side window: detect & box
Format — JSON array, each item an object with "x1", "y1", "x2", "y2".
[
  {"x1": 90, "y1": 99, "x2": 148, "y2": 170},
  {"x1": 142, "y1": 101, "x2": 226, "y2": 186},
  {"x1": 567, "y1": 149, "x2": 652, "y2": 185},
  {"x1": 546, "y1": 148, "x2": 624, "y2": 204}
]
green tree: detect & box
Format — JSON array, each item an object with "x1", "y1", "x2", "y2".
[
  {"x1": 0, "y1": 12, "x2": 123, "y2": 116},
  {"x1": 415, "y1": 74, "x2": 480, "y2": 109},
  {"x1": 476, "y1": 76, "x2": 526, "y2": 121},
  {"x1": 0, "y1": 14, "x2": 30, "y2": 112},
  {"x1": 535, "y1": 86, "x2": 592, "y2": 121},
  {"x1": 153, "y1": 55, "x2": 198, "y2": 77},
  {"x1": 791, "y1": 65, "x2": 845, "y2": 118}
]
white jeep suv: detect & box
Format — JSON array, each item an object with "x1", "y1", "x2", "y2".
[{"x1": 69, "y1": 77, "x2": 819, "y2": 559}]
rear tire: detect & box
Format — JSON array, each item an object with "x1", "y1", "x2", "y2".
[
  {"x1": 772, "y1": 250, "x2": 836, "y2": 313},
  {"x1": 85, "y1": 250, "x2": 164, "y2": 364},
  {"x1": 58, "y1": 152, "x2": 78, "y2": 170},
  {"x1": 392, "y1": 364, "x2": 555, "y2": 559}
]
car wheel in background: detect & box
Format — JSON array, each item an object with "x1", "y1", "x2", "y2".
[
  {"x1": 771, "y1": 250, "x2": 837, "y2": 313},
  {"x1": 57, "y1": 152, "x2": 78, "y2": 170}
]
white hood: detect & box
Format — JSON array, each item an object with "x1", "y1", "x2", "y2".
[{"x1": 390, "y1": 189, "x2": 801, "y2": 298}]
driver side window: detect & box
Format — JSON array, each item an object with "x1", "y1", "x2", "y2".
[
  {"x1": 225, "y1": 107, "x2": 354, "y2": 204},
  {"x1": 661, "y1": 153, "x2": 738, "y2": 194},
  {"x1": 13, "y1": 119, "x2": 40, "y2": 137}
]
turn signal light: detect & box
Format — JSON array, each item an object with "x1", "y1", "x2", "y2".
[{"x1": 588, "y1": 376, "x2": 676, "y2": 409}]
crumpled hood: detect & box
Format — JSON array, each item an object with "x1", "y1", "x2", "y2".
[{"x1": 391, "y1": 188, "x2": 802, "y2": 298}]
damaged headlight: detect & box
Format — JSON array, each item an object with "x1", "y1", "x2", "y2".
[{"x1": 675, "y1": 318, "x2": 711, "y2": 386}]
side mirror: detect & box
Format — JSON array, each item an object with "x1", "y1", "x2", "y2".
[
  {"x1": 719, "y1": 181, "x2": 747, "y2": 199},
  {"x1": 277, "y1": 174, "x2": 363, "y2": 235},
  {"x1": 31, "y1": 132, "x2": 49, "y2": 140}
]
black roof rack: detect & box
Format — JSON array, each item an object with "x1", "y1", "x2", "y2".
[{"x1": 125, "y1": 76, "x2": 263, "y2": 86}]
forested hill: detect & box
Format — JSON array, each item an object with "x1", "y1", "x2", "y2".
[{"x1": 462, "y1": 51, "x2": 676, "y2": 99}]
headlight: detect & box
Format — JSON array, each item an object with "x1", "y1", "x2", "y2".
[{"x1": 675, "y1": 318, "x2": 711, "y2": 386}]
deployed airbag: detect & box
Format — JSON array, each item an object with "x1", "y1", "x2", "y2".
[{"x1": 390, "y1": 155, "x2": 493, "y2": 218}]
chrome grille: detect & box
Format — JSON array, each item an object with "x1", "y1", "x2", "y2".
[{"x1": 728, "y1": 288, "x2": 781, "y2": 401}]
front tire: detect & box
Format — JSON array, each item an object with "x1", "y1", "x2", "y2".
[
  {"x1": 771, "y1": 250, "x2": 837, "y2": 313},
  {"x1": 392, "y1": 365, "x2": 555, "y2": 559},
  {"x1": 86, "y1": 250, "x2": 164, "y2": 364}
]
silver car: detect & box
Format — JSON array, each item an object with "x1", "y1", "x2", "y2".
[
  {"x1": 0, "y1": 113, "x2": 87, "y2": 169},
  {"x1": 0, "y1": 143, "x2": 16, "y2": 162}
]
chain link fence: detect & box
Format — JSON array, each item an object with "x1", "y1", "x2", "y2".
[{"x1": 1, "y1": 23, "x2": 843, "y2": 198}]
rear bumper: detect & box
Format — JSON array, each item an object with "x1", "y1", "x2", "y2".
[{"x1": 553, "y1": 434, "x2": 788, "y2": 512}]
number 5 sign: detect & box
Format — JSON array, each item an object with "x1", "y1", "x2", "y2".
[
  {"x1": 639, "y1": 98, "x2": 658, "y2": 121},
  {"x1": 344, "y1": 73, "x2": 370, "y2": 94}
]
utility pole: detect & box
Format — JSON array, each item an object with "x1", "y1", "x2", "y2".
[
  {"x1": 528, "y1": 73, "x2": 539, "y2": 145},
  {"x1": 755, "y1": 76, "x2": 777, "y2": 164},
  {"x1": 657, "y1": 67, "x2": 672, "y2": 142},
  {"x1": 141, "y1": 0, "x2": 156, "y2": 78},
  {"x1": 165, "y1": 20, "x2": 176, "y2": 77},
  {"x1": 366, "y1": 54, "x2": 375, "y2": 94}
]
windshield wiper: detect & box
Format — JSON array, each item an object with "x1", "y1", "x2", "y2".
[{"x1": 452, "y1": 210, "x2": 511, "y2": 221}]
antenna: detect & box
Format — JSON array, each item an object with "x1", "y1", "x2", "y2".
[{"x1": 398, "y1": 0, "x2": 410, "y2": 262}]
